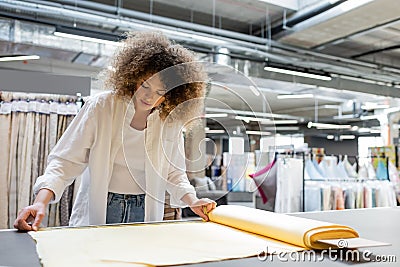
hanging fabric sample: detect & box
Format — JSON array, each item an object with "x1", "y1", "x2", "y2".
[
  {"x1": 275, "y1": 158, "x2": 303, "y2": 213},
  {"x1": 249, "y1": 159, "x2": 277, "y2": 211}
]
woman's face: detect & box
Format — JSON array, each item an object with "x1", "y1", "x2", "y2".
[{"x1": 134, "y1": 74, "x2": 167, "y2": 112}]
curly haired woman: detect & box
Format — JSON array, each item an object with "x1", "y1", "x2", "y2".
[{"x1": 14, "y1": 31, "x2": 216, "y2": 231}]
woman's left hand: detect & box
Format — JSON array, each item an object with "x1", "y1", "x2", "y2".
[{"x1": 190, "y1": 198, "x2": 217, "y2": 221}]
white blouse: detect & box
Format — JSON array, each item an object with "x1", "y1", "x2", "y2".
[
  {"x1": 33, "y1": 91, "x2": 196, "y2": 226},
  {"x1": 108, "y1": 125, "x2": 146, "y2": 194}
]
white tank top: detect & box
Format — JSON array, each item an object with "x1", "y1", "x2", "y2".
[{"x1": 108, "y1": 124, "x2": 146, "y2": 194}]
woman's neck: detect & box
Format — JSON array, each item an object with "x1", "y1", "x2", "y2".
[{"x1": 130, "y1": 108, "x2": 151, "y2": 131}]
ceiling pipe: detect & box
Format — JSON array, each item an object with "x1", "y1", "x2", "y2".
[
  {"x1": 0, "y1": 1, "x2": 383, "y2": 69},
  {"x1": 1, "y1": 0, "x2": 399, "y2": 83},
  {"x1": 6, "y1": 1, "x2": 384, "y2": 70},
  {"x1": 26, "y1": 0, "x2": 271, "y2": 45}
]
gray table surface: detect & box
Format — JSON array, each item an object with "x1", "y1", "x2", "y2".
[{"x1": 1, "y1": 207, "x2": 399, "y2": 267}]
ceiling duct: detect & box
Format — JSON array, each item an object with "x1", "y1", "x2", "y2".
[{"x1": 1, "y1": 1, "x2": 400, "y2": 98}]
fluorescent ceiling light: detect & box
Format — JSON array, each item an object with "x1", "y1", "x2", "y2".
[
  {"x1": 0, "y1": 55, "x2": 40, "y2": 62},
  {"x1": 205, "y1": 107, "x2": 301, "y2": 120},
  {"x1": 160, "y1": 29, "x2": 228, "y2": 45},
  {"x1": 339, "y1": 0, "x2": 374, "y2": 12},
  {"x1": 277, "y1": 93, "x2": 314, "y2": 99},
  {"x1": 194, "y1": 35, "x2": 228, "y2": 45},
  {"x1": 246, "y1": 130, "x2": 271, "y2": 136},
  {"x1": 370, "y1": 129, "x2": 381, "y2": 134},
  {"x1": 264, "y1": 126, "x2": 300, "y2": 131},
  {"x1": 235, "y1": 116, "x2": 271, "y2": 123},
  {"x1": 54, "y1": 31, "x2": 122, "y2": 46},
  {"x1": 327, "y1": 135, "x2": 335, "y2": 140},
  {"x1": 205, "y1": 129, "x2": 225, "y2": 134},
  {"x1": 256, "y1": 0, "x2": 299, "y2": 10},
  {"x1": 361, "y1": 102, "x2": 390, "y2": 110},
  {"x1": 358, "y1": 128, "x2": 371, "y2": 133},
  {"x1": 264, "y1": 66, "x2": 332, "y2": 81},
  {"x1": 339, "y1": 135, "x2": 356, "y2": 140},
  {"x1": 262, "y1": 120, "x2": 298, "y2": 125},
  {"x1": 235, "y1": 116, "x2": 297, "y2": 125},
  {"x1": 307, "y1": 122, "x2": 351, "y2": 129},
  {"x1": 205, "y1": 113, "x2": 228, "y2": 118},
  {"x1": 360, "y1": 115, "x2": 380, "y2": 121}
]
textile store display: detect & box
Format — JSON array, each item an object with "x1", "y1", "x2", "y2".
[
  {"x1": 252, "y1": 151, "x2": 398, "y2": 213},
  {"x1": 250, "y1": 155, "x2": 303, "y2": 213},
  {"x1": 249, "y1": 159, "x2": 277, "y2": 211},
  {"x1": 29, "y1": 205, "x2": 389, "y2": 267},
  {"x1": 0, "y1": 92, "x2": 79, "y2": 229},
  {"x1": 304, "y1": 154, "x2": 398, "y2": 212},
  {"x1": 274, "y1": 157, "x2": 303, "y2": 213}
]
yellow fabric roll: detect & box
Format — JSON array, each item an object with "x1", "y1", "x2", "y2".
[{"x1": 208, "y1": 205, "x2": 359, "y2": 249}]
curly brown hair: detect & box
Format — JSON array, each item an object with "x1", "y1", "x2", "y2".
[{"x1": 105, "y1": 31, "x2": 207, "y2": 123}]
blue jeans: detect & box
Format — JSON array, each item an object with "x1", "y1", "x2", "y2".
[{"x1": 106, "y1": 192, "x2": 145, "y2": 224}]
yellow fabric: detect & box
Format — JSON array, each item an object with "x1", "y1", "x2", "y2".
[
  {"x1": 208, "y1": 205, "x2": 359, "y2": 249},
  {"x1": 29, "y1": 221, "x2": 302, "y2": 267},
  {"x1": 29, "y1": 205, "x2": 361, "y2": 266}
]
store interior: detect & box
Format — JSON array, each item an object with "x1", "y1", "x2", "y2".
[{"x1": 1, "y1": 0, "x2": 400, "y2": 231}]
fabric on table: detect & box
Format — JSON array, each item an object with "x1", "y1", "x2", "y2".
[
  {"x1": 29, "y1": 205, "x2": 359, "y2": 267},
  {"x1": 29, "y1": 219, "x2": 303, "y2": 267}
]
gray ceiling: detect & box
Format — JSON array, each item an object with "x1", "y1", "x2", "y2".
[{"x1": 1, "y1": 0, "x2": 400, "y2": 135}]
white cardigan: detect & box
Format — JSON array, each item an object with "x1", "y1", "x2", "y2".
[{"x1": 33, "y1": 91, "x2": 195, "y2": 226}]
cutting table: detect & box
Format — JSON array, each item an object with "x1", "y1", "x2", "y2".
[{"x1": 1, "y1": 207, "x2": 399, "y2": 266}]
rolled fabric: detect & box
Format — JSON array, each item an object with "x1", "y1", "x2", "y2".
[{"x1": 208, "y1": 205, "x2": 359, "y2": 250}]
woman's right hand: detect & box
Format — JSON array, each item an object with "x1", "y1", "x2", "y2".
[
  {"x1": 14, "y1": 188, "x2": 54, "y2": 231},
  {"x1": 14, "y1": 202, "x2": 46, "y2": 231}
]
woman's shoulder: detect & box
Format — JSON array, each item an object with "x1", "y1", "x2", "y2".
[
  {"x1": 86, "y1": 90, "x2": 115, "y2": 104},
  {"x1": 85, "y1": 90, "x2": 127, "y2": 109}
]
